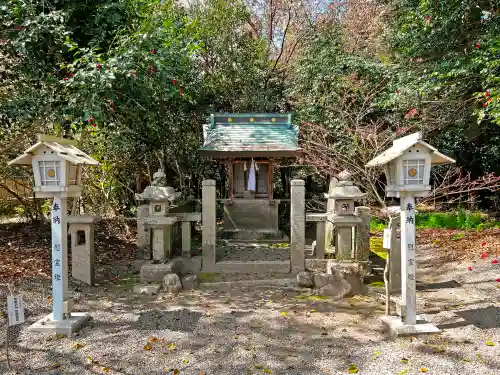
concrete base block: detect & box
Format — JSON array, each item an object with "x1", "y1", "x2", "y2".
[
  {"x1": 140, "y1": 262, "x2": 182, "y2": 283},
  {"x1": 30, "y1": 312, "x2": 90, "y2": 335},
  {"x1": 380, "y1": 315, "x2": 441, "y2": 337},
  {"x1": 133, "y1": 284, "x2": 161, "y2": 295}
]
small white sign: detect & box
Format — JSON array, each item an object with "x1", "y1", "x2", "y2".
[
  {"x1": 7, "y1": 295, "x2": 25, "y2": 326},
  {"x1": 383, "y1": 228, "x2": 392, "y2": 249}
]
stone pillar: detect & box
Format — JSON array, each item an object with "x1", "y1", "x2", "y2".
[
  {"x1": 202, "y1": 180, "x2": 216, "y2": 271},
  {"x1": 354, "y1": 206, "x2": 371, "y2": 261},
  {"x1": 51, "y1": 197, "x2": 68, "y2": 321},
  {"x1": 181, "y1": 221, "x2": 191, "y2": 257},
  {"x1": 324, "y1": 178, "x2": 336, "y2": 251},
  {"x1": 315, "y1": 221, "x2": 326, "y2": 259},
  {"x1": 389, "y1": 216, "x2": 401, "y2": 294},
  {"x1": 291, "y1": 180, "x2": 305, "y2": 272},
  {"x1": 336, "y1": 226, "x2": 353, "y2": 260},
  {"x1": 136, "y1": 204, "x2": 150, "y2": 259},
  {"x1": 68, "y1": 215, "x2": 100, "y2": 285}
]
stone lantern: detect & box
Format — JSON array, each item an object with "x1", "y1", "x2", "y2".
[
  {"x1": 137, "y1": 170, "x2": 180, "y2": 262},
  {"x1": 326, "y1": 170, "x2": 367, "y2": 261},
  {"x1": 366, "y1": 131, "x2": 454, "y2": 336},
  {"x1": 8, "y1": 134, "x2": 99, "y2": 334}
]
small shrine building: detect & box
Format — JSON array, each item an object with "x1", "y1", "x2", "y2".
[{"x1": 200, "y1": 113, "x2": 303, "y2": 232}]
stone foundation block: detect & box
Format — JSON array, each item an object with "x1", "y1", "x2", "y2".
[
  {"x1": 180, "y1": 274, "x2": 200, "y2": 290},
  {"x1": 133, "y1": 284, "x2": 161, "y2": 296},
  {"x1": 164, "y1": 273, "x2": 182, "y2": 294},
  {"x1": 296, "y1": 271, "x2": 314, "y2": 288},
  {"x1": 140, "y1": 262, "x2": 183, "y2": 283}
]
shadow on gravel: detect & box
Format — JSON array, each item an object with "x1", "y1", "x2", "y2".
[
  {"x1": 437, "y1": 305, "x2": 500, "y2": 330},
  {"x1": 416, "y1": 279, "x2": 461, "y2": 290}
]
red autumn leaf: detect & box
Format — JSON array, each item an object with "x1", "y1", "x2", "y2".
[
  {"x1": 151, "y1": 49, "x2": 157, "y2": 55},
  {"x1": 88, "y1": 116, "x2": 94, "y2": 123},
  {"x1": 396, "y1": 90, "x2": 401, "y2": 94},
  {"x1": 172, "y1": 79, "x2": 177, "y2": 85},
  {"x1": 468, "y1": 266, "x2": 473, "y2": 271},
  {"x1": 69, "y1": 72, "x2": 73, "y2": 78},
  {"x1": 92, "y1": 123, "x2": 96, "y2": 127},
  {"x1": 404, "y1": 108, "x2": 418, "y2": 119},
  {"x1": 496, "y1": 278, "x2": 500, "y2": 282},
  {"x1": 475, "y1": 43, "x2": 481, "y2": 49},
  {"x1": 482, "y1": 242, "x2": 487, "y2": 247},
  {"x1": 492, "y1": 259, "x2": 499, "y2": 264},
  {"x1": 485, "y1": 91, "x2": 490, "y2": 97},
  {"x1": 482, "y1": 103, "x2": 487, "y2": 108},
  {"x1": 96, "y1": 63, "x2": 102, "y2": 70},
  {"x1": 178, "y1": 88, "x2": 183, "y2": 95},
  {"x1": 481, "y1": 253, "x2": 487, "y2": 259},
  {"x1": 63, "y1": 77, "x2": 67, "y2": 81}
]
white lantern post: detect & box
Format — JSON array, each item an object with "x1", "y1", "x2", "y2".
[
  {"x1": 9, "y1": 135, "x2": 99, "y2": 334},
  {"x1": 366, "y1": 132, "x2": 455, "y2": 335}
]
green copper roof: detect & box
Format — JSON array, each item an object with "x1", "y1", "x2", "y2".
[{"x1": 200, "y1": 113, "x2": 302, "y2": 157}]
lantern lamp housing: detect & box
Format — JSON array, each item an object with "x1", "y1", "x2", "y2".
[
  {"x1": 8, "y1": 135, "x2": 99, "y2": 198},
  {"x1": 366, "y1": 132, "x2": 455, "y2": 198}
]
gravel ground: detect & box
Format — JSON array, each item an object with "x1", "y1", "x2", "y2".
[{"x1": 1, "y1": 246, "x2": 500, "y2": 375}]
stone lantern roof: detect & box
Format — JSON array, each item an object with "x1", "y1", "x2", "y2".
[
  {"x1": 135, "y1": 170, "x2": 181, "y2": 202},
  {"x1": 324, "y1": 170, "x2": 366, "y2": 200}
]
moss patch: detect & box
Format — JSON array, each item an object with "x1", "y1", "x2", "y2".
[
  {"x1": 198, "y1": 273, "x2": 219, "y2": 282},
  {"x1": 370, "y1": 237, "x2": 387, "y2": 260}
]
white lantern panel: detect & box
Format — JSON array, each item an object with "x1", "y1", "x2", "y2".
[
  {"x1": 39, "y1": 161, "x2": 61, "y2": 186},
  {"x1": 403, "y1": 159, "x2": 425, "y2": 185},
  {"x1": 68, "y1": 164, "x2": 78, "y2": 185},
  {"x1": 388, "y1": 162, "x2": 397, "y2": 185}
]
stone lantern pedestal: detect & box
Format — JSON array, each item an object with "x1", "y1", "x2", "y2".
[{"x1": 146, "y1": 216, "x2": 178, "y2": 261}]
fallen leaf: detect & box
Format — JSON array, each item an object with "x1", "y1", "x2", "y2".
[
  {"x1": 55, "y1": 333, "x2": 67, "y2": 340},
  {"x1": 102, "y1": 367, "x2": 111, "y2": 373},
  {"x1": 373, "y1": 350, "x2": 381, "y2": 358},
  {"x1": 421, "y1": 367, "x2": 428, "y2": 373},
  {"x1": 52, "y1": 362, "x2": 61, "y2": 369},
  {"x1": 183, "y1": 358, "x2": 189, "y2": 365},
  {"x1": 481, "y1": 252, "x2": 487, "y2": 259},
  {"x1": 143, "y1": 344, "x2": 153, "y2": 351},
  {"x1": 310, "y1": 309, "x2": 317, "y2": 313},
  {"x1": 255, "y1": 364, "x2": 264, "y2": 369},
  {"x1": 264, "y1": 369, "x2": 272, "y2": 374},
  {"x1": 468, "y1": 266, "x2": 473, "y2": 271},
  {"x1": 482, "y1": 242, "x2": 487, "y2": 247},
  {"x1": 400, "y1": 358, "x2": 408, "y2": 364},
  {"x1": 347, "y1": 364, "x2": 358, "y2": 373},
  {"x1": 148, "y1": 336, "x2": 159, "y2": 343},
  {"x1": 486, "y1": 341, "x2": 495, "y2": 346},
  {"x1": 72, "y1": 342, "x2": 85, "y2": 349},
  {"x1": 397, "y1": 370, "x2": 408, "y2": 375},
  {"x1": 173, "y1": 369, "x2": 180, "y2": 375},
  {"x1": 281, "y1": 312, "x2": 287, "y2": 317},
  {"x1": 492, "y1": 259, "x2": 499, "y2": 264},
  {"x1": 168, "y1": 343, "x2": 176, "y2": 351}
]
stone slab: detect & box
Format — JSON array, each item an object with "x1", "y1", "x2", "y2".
[
  {"x1": 140, "y1": 262, "x2": 183, "y2": 283},
  {"x1": 306, "y1": 213, "x2": 327, "y2": 222},
  {"x1": 67, "y1": 215, "x2": 101, "y2": 224},
  {"x1": 145, "y1": 216, "x2": 177, "y2": 227},
  {"x1": 215, "y1": 260, "x2": 291, "y2": 274},
  {"x1": 133, "y1": 284, "x2": 161, "y2": 295},
  {"x1": 380, "y1": 315, "x2": 441, "y2": 337},
  {"x1": 30, "y1": 312, "x2": 90, "y2": 335}
]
